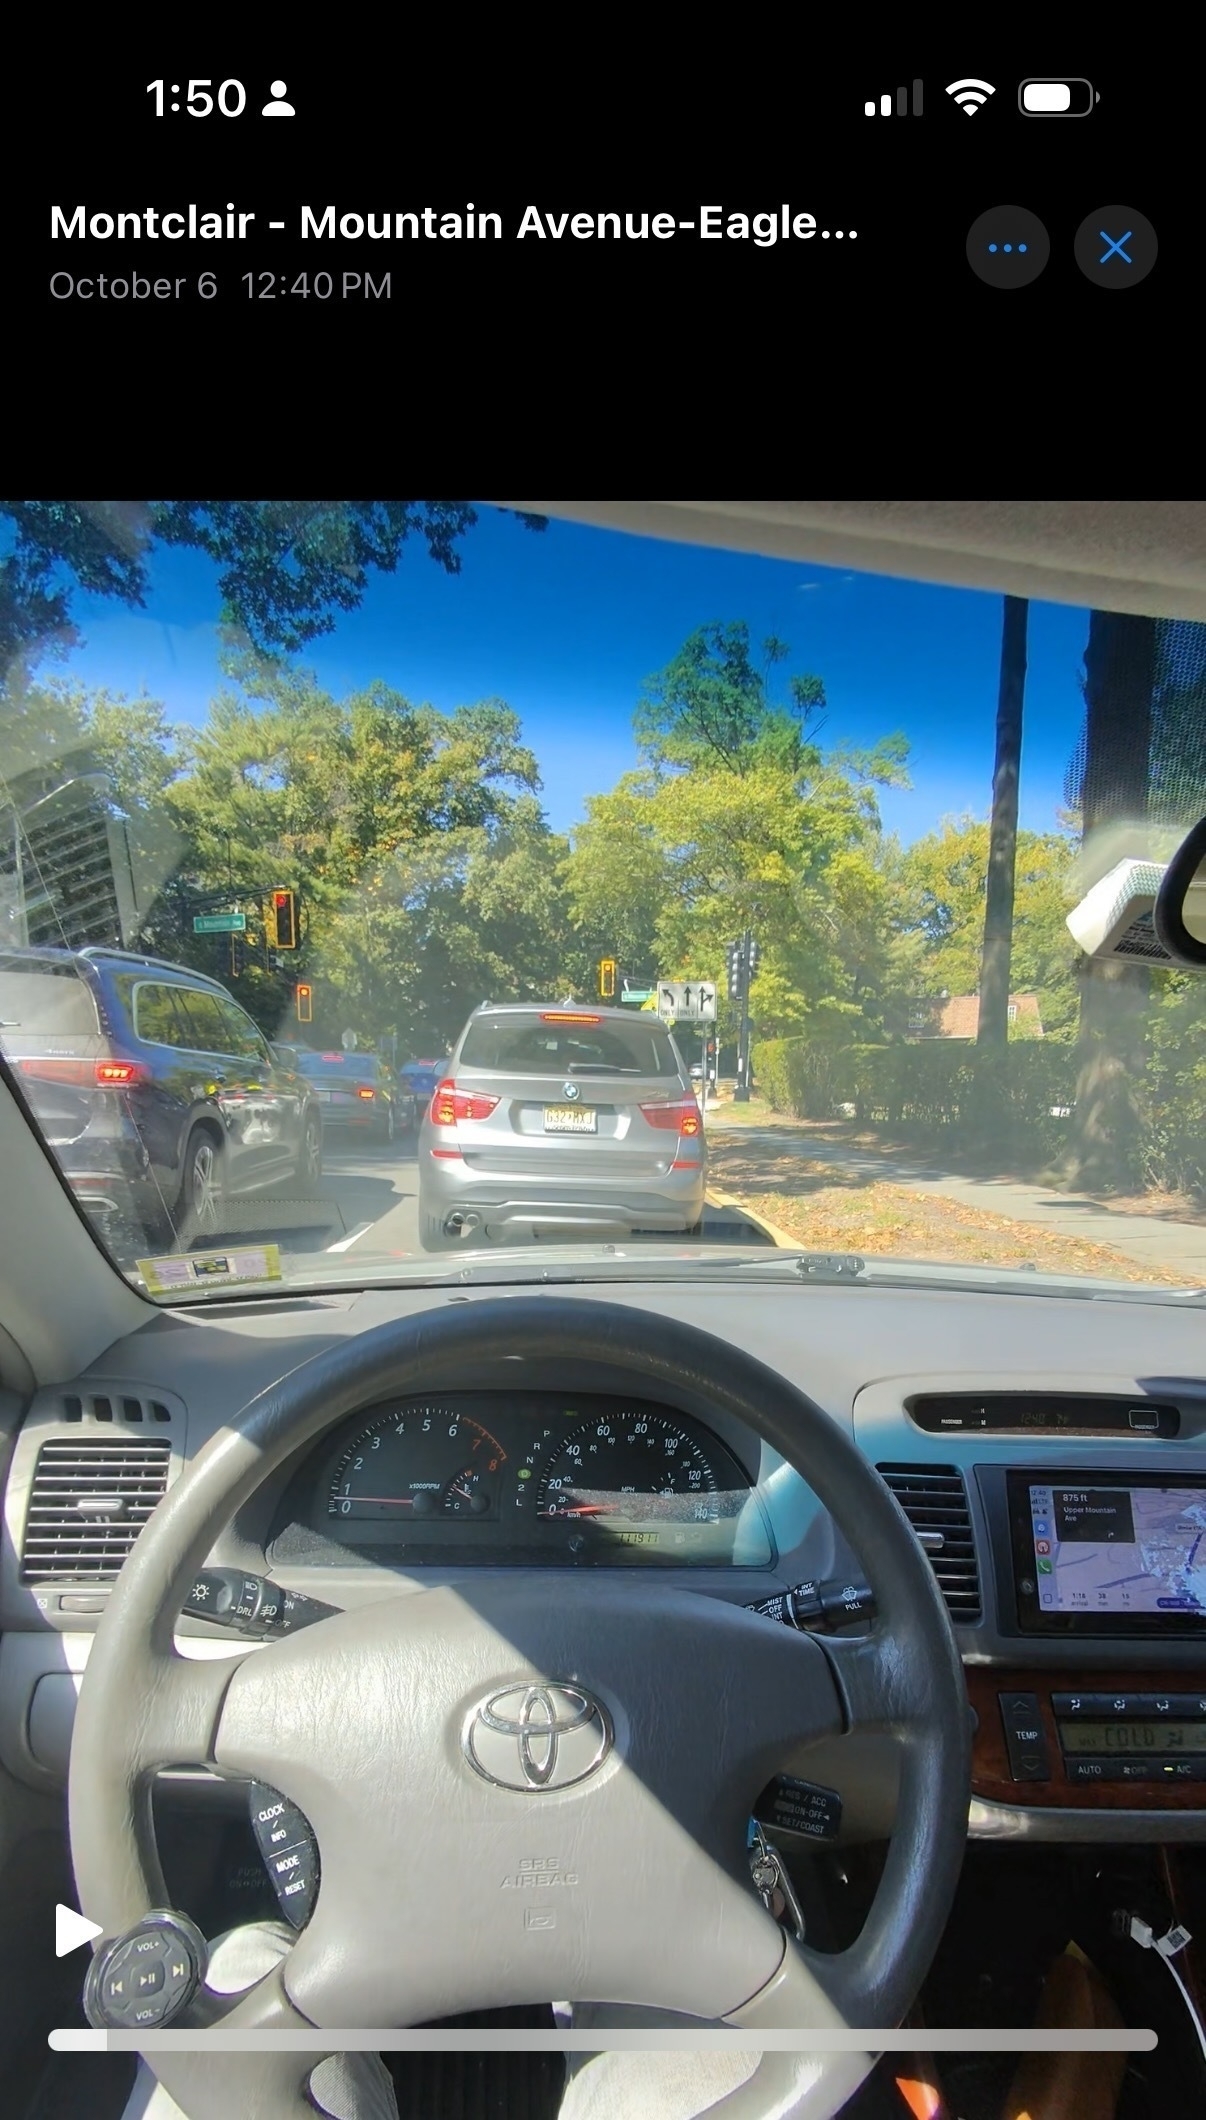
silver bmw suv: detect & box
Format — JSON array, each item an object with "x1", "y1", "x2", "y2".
[{"x1": 417, "y1": 1002, "x2": 706, "y2": 1250}]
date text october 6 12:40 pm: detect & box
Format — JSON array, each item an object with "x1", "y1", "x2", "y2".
[{"x1": 49, "y1": 271, "x2": 393, "y2": 302}]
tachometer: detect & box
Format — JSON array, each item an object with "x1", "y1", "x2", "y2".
[
  {"x1": 535, "y1": 1411, "x2": 720, "y2": 1527},
  {"x1": 328, "y1": 1405, "x2": 506, "y2": 1523}
]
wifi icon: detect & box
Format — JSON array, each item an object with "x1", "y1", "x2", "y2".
[{"x1": 946, "y1": 78, "x2": 995, "y2": 115}]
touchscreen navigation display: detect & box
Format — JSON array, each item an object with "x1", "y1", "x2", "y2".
[{"x1": 1027, "y1": 1482, "x2": 1206, "y2": 1617}]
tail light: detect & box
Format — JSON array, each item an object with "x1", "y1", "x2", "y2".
[
  {"x1": 539, "y1": 1011, "x2": 602, "y2": 1024},
  {"x1": 430, "y1": 1078, "x2": 501, "y2": 1126},
  {"x1": 639, "y1": 1098, "x2": 701, "y2": 1136},
  {"x1": 19, "y1": 1057, "x2": 151, "y2": 1088},
  {"x1": 356, "y1": 1086, "x2": 375, "y2": 1100}
]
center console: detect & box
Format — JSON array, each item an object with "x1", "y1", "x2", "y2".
[{"x1": 971, "y1": 1463, "x2": 1206, "y2": 1809}]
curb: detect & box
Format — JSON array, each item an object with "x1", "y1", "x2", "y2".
[{"x1": 705, "y1": 1186, "x2": 798, "y2": 1251}]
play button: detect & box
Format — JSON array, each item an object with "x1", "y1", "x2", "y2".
[{"x1": 56, "y1": 1904, "x2": 103, "y2": 1957}]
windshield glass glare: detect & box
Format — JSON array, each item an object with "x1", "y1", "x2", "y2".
[{"x1": 2, "y1": 501, "x2": 1205, "y2": 1302}]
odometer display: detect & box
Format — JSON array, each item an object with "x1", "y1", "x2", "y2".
[{"x1": 328, "y1": 1404, "x2": 506, "y2": 1523}]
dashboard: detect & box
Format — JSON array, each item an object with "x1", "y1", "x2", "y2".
[
  {"x1": 274, "y1": 1392, "x2": 772, "y2": 1569},
  {"x1": 4, "y1": 1275, "x2": 1206, "y2": 1842}
]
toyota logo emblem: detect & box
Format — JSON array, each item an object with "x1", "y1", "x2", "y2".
[
  {"x1": 562, "y1": 1082, "x2": 580, "y2": 1100},
  {"x1": 462, "y1": 1683, "x2": 612, "y2": 1791}
]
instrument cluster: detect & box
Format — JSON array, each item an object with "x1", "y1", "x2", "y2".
[{"x1": 300, "y1": 1391, "x2": 774, "y2": 1568}]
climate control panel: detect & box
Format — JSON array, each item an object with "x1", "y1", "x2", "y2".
[{"x1": 968, "y1": 1667, "x2": 1206, "y2": 1809}]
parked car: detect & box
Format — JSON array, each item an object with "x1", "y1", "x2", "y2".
[
  {"x1": 0, "y1": 945, "x2": 322, "y2": 1242},
  {"x1": 273, "y1": 1047, "x2": 410, "y2": 1143},
  {"x1": 418, "y1": 1002, "x2": 705, "y2": 1250}
]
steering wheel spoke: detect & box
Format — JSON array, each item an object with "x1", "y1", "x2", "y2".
[
  {"x1": 815, "y1": 1628, "x2": 912, "y2": 1739},
  {"x1": 135, "y1": 1646, "x2": 250, "y2": 1771}
]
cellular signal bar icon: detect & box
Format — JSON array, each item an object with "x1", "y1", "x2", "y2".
[{"x1": 865, "y1": 81, "x2": 924, "y2": 116}]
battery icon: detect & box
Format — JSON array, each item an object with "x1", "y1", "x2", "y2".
[{"x1": 1019, "y1": 79, "x2": 1098, "y2": 115}]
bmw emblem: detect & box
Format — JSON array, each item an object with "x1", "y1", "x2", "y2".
[{"x1": 562, "y1": 1082, "x2": 580, "y2": 1100}]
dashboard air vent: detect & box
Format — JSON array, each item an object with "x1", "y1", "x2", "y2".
[
  {"x1": 60, "y1": 1392, "x2": 173, "y2": 1424},
  {"x1": 877, "y1": 1463, "x2": 981, "y2": 1623},
  {"x1": 20, "y1": 1438, "x2": 172, "y2": 1582}
]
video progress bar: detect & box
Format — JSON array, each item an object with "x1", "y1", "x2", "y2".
[{"x1": 52, "y1": 2029, "x2": 1158, "y2": 2054}]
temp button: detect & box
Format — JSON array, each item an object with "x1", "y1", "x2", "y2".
[{"x1": 998, "y1": 1691, "x2": 1051, "y2": 1782}]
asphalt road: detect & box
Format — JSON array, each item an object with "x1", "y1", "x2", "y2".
[{"x1": 198, "y1": 1126, "x2": 775, "y2": 1262}]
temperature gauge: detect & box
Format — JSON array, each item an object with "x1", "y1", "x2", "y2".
[{"x1": 443, "y1": 1468, "x2": 493, "y2": 1517}]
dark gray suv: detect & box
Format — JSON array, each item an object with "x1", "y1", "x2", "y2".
[{"x1": 0, "y1": 946, "x2": 322, "y2": 1243}]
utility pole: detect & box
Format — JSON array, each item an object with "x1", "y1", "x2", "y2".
[
  {"x1": 727, "y1": 931, "x2": 759, "y2": 1102},
  {"x1": 978, "y1": 597, "x2": 1028, "y2": 1050}
]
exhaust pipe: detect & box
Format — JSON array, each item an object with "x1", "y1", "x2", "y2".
[{"x1": 443, "y1": 1210, "x2": 482, "y2": 1239}]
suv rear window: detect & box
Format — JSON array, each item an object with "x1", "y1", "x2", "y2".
[
  {"x1": 294, "y1": 1052, "x2": 379, "y2": 1078},
  {"x1": 0, "y1": 961, "x2": 100, "y2": 1035},
  {"x1": 458, "y1": 1014, "x2": 680, "y2": 1077}
]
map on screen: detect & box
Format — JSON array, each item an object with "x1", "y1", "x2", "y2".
[{"x1": 1029, "y1": 1484, "x2": 1206, "y2": 1615}]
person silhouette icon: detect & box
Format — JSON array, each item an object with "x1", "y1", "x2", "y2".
[{"x1": 261, "y1": 80, "x2": 295, "y2": 116}]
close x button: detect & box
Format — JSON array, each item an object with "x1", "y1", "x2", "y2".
[{"x1": 998, "y1": 1690, "x2": 1050, "y2": 1782}]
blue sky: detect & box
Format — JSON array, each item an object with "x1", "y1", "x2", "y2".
[{"x1": 48, "y1": 504, "x2": 1090, "y2": 846}]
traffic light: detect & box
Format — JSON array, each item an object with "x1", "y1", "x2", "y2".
[
  {"x1": 747, "y1": 934, "x2": 761, "y2": 978},
  {"x1": 296, "y1": 982, "x2": 313, "y2": 1024},
  {"x1": 271, "y1": 889, "x2": 298, "y2": 949},
  {"x1": 599, "y1": 957, "x2": 617, "y2": 999},
  {"x1": 726, "y1": 939, "x2": 744, "y2": 1000}
]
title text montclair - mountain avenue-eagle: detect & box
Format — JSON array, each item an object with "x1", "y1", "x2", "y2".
[{"x1": 51, "y1": 205, "x2": 831, "y2": 247}]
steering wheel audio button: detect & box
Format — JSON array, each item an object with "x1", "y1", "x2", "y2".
[{"x1": 83, "y1": 1910, "x2": 207, "y2": 2031}]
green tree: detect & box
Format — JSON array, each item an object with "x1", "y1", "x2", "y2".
[
  {"x1": 894, "y1": 817, "x2": 1080, "y2": 1035},
  {"x1": 634, "y1": 621, "x2": 826, "y2": 772},
  {"x1": 567, "y1": 621, "x2": 910, "y2": 1053}
]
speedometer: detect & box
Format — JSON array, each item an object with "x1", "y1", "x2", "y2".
[
  {"x1": 328, "y1": 1404, "x2": 507, "y2": 1523},
  {"x1": 535, "y1": 1411, "x2": 721, "y2": 1528}
]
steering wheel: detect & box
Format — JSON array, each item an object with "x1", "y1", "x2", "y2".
[{"x1": 68, "y1": 1297, "x2": 970, "y2": 2120}]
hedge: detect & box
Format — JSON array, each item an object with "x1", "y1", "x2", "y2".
[{"x1": 753, "y1": 1035, "x2": 1077, "y2": 1163}]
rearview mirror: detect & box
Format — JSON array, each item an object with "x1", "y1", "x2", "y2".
[
  {"x1": 1154, "y1": 814, "x2": 1206, "y2": 968},
  {"x1": 1066, "y1": 826, "x2": 1206, "y2": 968}
]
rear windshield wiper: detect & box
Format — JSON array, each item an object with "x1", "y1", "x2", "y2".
[{"x1": 565, "y1": 1063, "x2": 640, "y2": 1075}]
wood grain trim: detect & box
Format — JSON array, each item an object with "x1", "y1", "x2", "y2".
[{"x1": 968, "y1": 1667, "x2": 1206, "y2": 1810}]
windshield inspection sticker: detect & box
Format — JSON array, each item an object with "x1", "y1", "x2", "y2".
[{"x1": 137, "y1": 1244, "x2": 283, "y2": 1293}]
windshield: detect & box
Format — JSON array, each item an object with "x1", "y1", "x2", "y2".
[{"x1": 2, "y1": 500, "x2": 1205, "y2": 1304}]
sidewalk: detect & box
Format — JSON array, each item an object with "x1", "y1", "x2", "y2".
[{"x1": 702, "y1": 1105, "x2": 1206, "y2": 1281}]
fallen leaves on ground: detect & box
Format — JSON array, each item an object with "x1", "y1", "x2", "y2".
[{"x1": 707, "y1": 1137, "x2": 1190, "y2": 1286}]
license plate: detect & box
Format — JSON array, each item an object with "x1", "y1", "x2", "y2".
[{"x1": 543, "y1": 1106, "x2": 597, "y2": 1134}]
